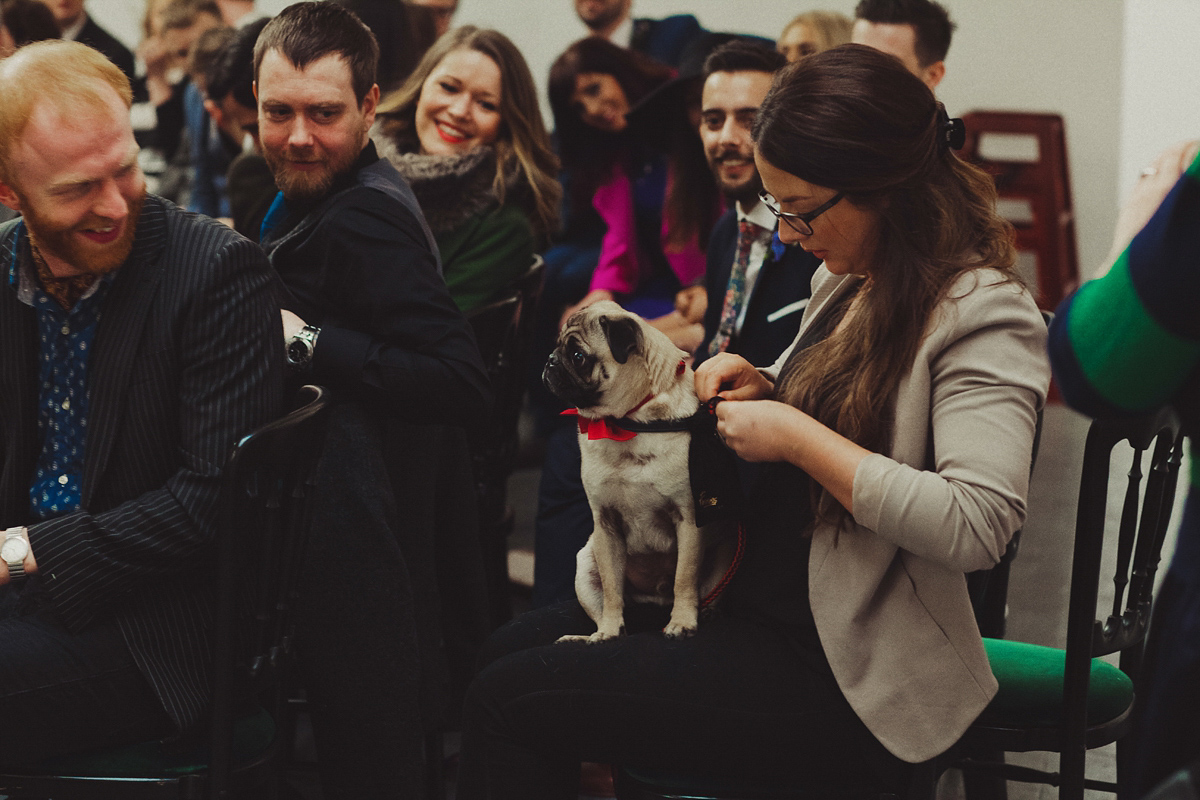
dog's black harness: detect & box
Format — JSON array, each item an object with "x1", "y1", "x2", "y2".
[
  {"x1": 575, "y1": 396, "x2": 743, "y2": 529},
  {"x1": 612, "y1": 396, "x2": 722, "y2": 434}
]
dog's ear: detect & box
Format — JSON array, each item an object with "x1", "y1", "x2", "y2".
[{"x1": 599, "y1": 314, "x2": 641, "y2": 365}]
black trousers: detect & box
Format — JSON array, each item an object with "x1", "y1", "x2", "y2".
[
  {"x1": 0, "y1": 584, "x2": 172, "y2": 768},
  {"x1": 457, "y1": 599, "x2": 909, "y2": 800}
]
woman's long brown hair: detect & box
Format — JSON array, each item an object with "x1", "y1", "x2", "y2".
[
  {"x1": 375, "y1": 26, "x2": 562, "y2": 240},
  {"x1": 753, "y1": 44, "x2": 1019, "y2": 525}
]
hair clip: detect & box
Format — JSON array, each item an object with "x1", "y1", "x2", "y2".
[{"x1": 935, "y1": 104, "x2": 966, "y2": 151}]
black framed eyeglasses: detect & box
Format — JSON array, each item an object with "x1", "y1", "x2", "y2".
[{"x1": 759, "y1": 189, "x2": 844, "y2": 236}]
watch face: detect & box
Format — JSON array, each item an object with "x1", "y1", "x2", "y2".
[
  {"x1": 287, "y1": 340, "x2": 309, "y2": 365},
  {"x1": 1, "y1": 537, "x2": 28, "y2": 562}
]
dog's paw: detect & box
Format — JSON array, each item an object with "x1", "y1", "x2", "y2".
[
  {"x1": 555, "y1": 634, "x2": 591, "y2": 644},
  {"x1": 663, "y1": 621, "x2": 697, "y2": 639},
  {"x1": 588, "y1": 629, "x2": 621, "y2": 643}
]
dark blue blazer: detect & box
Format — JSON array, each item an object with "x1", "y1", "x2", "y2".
[
  {"x1": 696, "y1": 208, "x2": 822, "y2": 368},
  {"x1": 0, "y1": 197, "x2": 284, "y2": 733},
  {"x1": 631, "y1": 14, "x2": 705, "y2": 67}
]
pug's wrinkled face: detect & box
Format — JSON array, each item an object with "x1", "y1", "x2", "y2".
[{"x1": 543, "y1": 301, "x2": 650, "y2": 417}]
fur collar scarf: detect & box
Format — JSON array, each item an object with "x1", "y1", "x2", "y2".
[{"x1": 371, "y1": 126, "x2": 529, "y2": 235}]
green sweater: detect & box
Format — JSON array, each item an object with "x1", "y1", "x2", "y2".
[{"x1": 436, "y1": 203, "x2": 535, "y2": 316}]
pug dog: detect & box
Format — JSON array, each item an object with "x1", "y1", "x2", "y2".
[{"x1": 544, "y1": 301, "x2": 737, "y2": 642}]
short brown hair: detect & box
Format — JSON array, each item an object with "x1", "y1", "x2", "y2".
[
  {"x1": 854, "y1": 0, "x2": 954, "y2": 66},
  {"x1": 254, "y1": 1, "x2": 379, "y2": 104},
  {"x1": 0, "y1": 40, "x2": 132, "y2": 181}
]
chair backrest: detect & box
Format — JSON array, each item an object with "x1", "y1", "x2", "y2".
[
  {"x1": 468, "y1": 293, "x2": 522, "y2": 515},
  {"x1": 492, "y1": 254, "x2": 546, "y2": 446},
  {"x1": 468, "y1": 255, "x2": 546, "y2": 518},
  {"x1": 208, "y1": 385, "x2": 331, "y2": 795},
  {"x1": 1062, "y1": 407, "x2": 1183, "y2": 762}
]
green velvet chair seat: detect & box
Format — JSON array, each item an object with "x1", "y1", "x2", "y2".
[
  {"x1": 978, "y1": 637, "x2": 1133, "y2": 728},
  {"x1": 33, "y1": 707, "x2": 276, "y2": 779}
]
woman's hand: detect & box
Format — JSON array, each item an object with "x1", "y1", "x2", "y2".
[
  {"x1": 694, "y1": 352, "x2": 773, "y2": 401},
  {"x1": 559, "y1": 289, "x2": 613, "y2": 329},
  {"x1": 713, "y1": 391, "x2": 871, "y2": 514},
  {"x1": 715, "y1": 399, "x2": 801, "y2": 463},
  {"x1": 1101, "y1": 139, "x2": 1200, "y2": 275}
]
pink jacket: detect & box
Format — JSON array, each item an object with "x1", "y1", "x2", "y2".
[{"x1": 588, "y1": 163, "x2": 707, "y2": 296}]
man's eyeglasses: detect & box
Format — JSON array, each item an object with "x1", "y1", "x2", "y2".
[{"x1": 759, "y1": 189, "x2": 844, "y2": 236}]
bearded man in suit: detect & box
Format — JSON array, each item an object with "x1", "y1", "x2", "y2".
[
  {"x1": 695, "y1": 39, "x2": 822, "y2": 367},
  {"x1": 0, "y1": 40, "x2": 281, "y2": 766}
]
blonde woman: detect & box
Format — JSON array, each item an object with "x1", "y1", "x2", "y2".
[{"x1": 777, "y1": 9, "x2": 852, "y2": 61}]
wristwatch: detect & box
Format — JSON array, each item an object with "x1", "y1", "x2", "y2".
[
  {"x1": 1, "y1": 527, "x2": 30, "y2": 581},
  {"x1": 285, "y1": 325, "x2": 321, "y2": 371}
]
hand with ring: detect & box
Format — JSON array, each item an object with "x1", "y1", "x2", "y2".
[{"x1": 1100, "y1": 139, "x2": 1200, "y2": 275}]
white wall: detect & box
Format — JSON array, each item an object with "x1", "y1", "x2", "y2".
[
  {"x1": 456, "y1": 0, "x2": 1125, "y2": 278},
  {"x1": 934, "y1": 0, "x2": 1124, "y2": 281},
  {"x1": 83, "y1": 0, "x2": 1194, "y2": 279},
  {"x1": 1118, "y1": 0, "x2": 1200, "y2": 202}
]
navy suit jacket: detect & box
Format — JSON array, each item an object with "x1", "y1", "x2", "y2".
[
  {"x1": 696, "y1": 208, "x2": 822, "y2": 368},
  {"x1": 630, "y1": 14, "x2": 704, "y2": 67},
  {"x1": 0, "y1": 197, "x2": 283, "y2": 733}
]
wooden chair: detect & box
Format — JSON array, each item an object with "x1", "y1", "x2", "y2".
[
  {"x1": 0, "y1": 385, "x2": 331, "y2": 800},
  {"x1": 959, "y1": 112, "x2": 1080, "y2": 312}
]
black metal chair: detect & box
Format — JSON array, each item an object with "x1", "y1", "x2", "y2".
[
  {"x1": 616, "y1": 407, "x2": 1183, "y2": 800},
  {"x1": 468, "y1": 254, "x2": 545, "y2": 626},
  {"x1": 0, "y1": 385, "x2": 331, "y2": 800},
  {"x1": 953, "y1": 406, "x2": 1184, "y2": 800}
]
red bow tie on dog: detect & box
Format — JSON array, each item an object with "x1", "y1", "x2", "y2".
[{"x1": 561, "y1": 361, "x2": 686, "y2": 441}]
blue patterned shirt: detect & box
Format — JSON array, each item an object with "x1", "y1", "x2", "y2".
[{"x1": 5, "y1": 222, "x2": 114, "y2": 521}]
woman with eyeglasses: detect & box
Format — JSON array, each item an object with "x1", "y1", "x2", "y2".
[{"x1": 456, "y1": 45, "x2": 1049, "y2": 799}]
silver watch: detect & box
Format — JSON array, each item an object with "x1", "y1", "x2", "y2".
[
  {"x1": 2, "y1": 527, "x2": 30, "y2": 581},
  {"x1": 285, "y1": 325, "x2": 321, "y2": 371}
]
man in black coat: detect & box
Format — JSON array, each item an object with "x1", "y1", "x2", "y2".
[
  {"x1": 254, "y1": 4, "x2": 490, "y2": 797},
  {"x1": 0, "y1": 41, "x2": 281, "y2": 766},
  {"x1": 37, "y1": 0, "x2": 135, "y2": 81}
]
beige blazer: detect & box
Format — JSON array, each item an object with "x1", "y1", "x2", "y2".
[{"x1": 763, "y1": 266, "x2": 1050, "y2": 763}]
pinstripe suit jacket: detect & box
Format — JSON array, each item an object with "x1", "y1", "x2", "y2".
[{"x1": 0, "y1": 196, "x2": 284, "y2": 733}]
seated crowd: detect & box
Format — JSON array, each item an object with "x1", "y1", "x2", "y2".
[{"x1": 0, "y1": 0, "x2": 1196, "y2": 798}]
